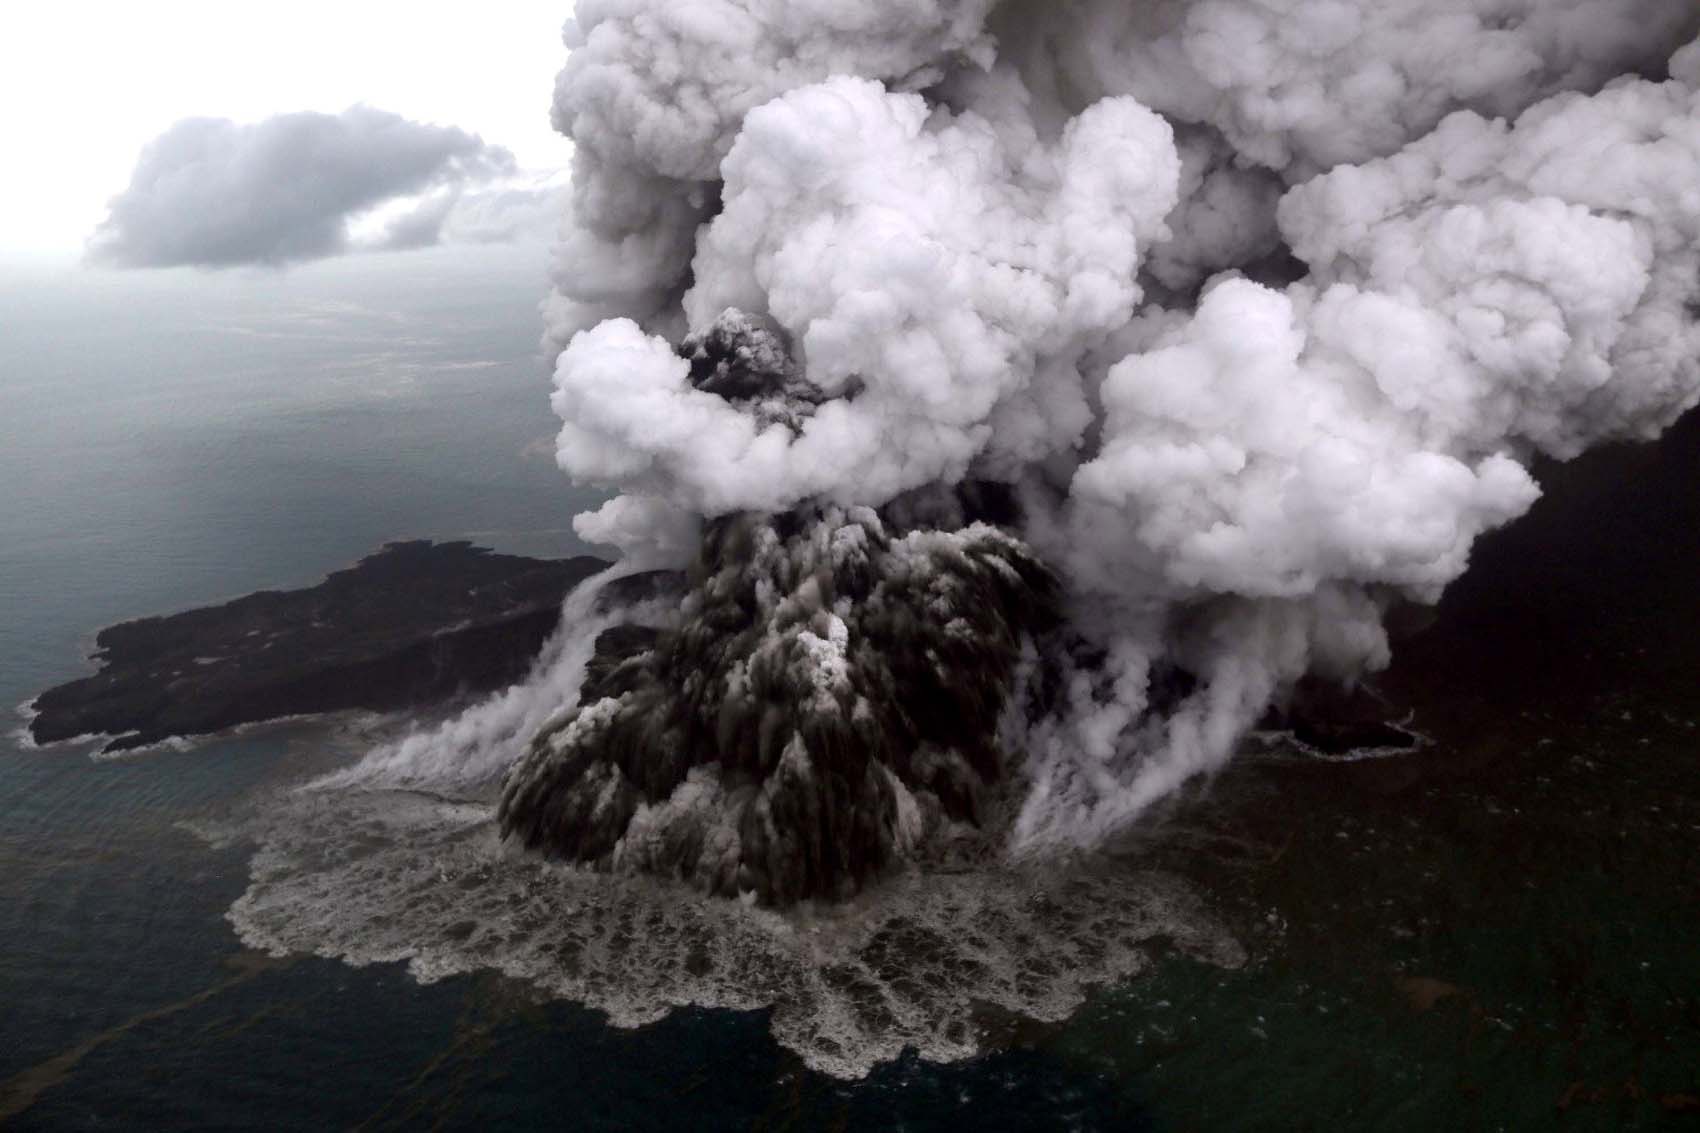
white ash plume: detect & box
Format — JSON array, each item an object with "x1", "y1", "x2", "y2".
[
  {"x1": 320, "y1": 565, "x2": 659, "y2": 791},
  {"x1": 543, "y1": 0, "x2": 1003, "y2": 347},
  {"x1": 994, "y1": 0, "x2": 1699, "y2": 177},
  {"x1": 521, "y1": 5, "x2": 1700, "y2": 880},
  {"x1": 1023, "y1": 48, "x2": 1700, "y2": 844},
  {"x1": 498, "y1": 499, "x2": 1057, "y2": 904}
]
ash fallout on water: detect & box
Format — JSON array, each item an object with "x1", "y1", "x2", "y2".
[{"x1": 396, "y1": 0, "x2": 1700, "y2": 904}]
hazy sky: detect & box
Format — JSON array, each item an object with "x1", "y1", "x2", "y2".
[{"x1": 0, "y1": 3, "x2": 572, "y2": 264}]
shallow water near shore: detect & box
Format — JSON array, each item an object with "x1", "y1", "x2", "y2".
[{"x1": 3, "y1": 256, "x2": 1698, "y2": 1129}]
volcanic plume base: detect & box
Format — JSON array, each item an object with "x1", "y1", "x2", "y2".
[
  {"x1": 221, "y1": 568, "x2": 1245, "y2": 1081},
  {"x1": 497, "y1": 483, "x2": 1064, "y2": 906}
]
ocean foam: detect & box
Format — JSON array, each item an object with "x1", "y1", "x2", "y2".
[
  {"x1": 223, "y1": 570, "x2": 1242, "y2": 1078},
  {"x1": 228, "y1": 780, "x2": 1242, "y2": 1078}
]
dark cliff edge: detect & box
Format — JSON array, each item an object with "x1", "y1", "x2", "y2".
[{"x1": 28, "y1": 541, "x2": 610, "y2": 753}]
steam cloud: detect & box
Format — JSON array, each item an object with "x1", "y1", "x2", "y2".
[
  {"x1": 500, "y1": 496, "x2": 1056, "y2": 904},
  {"x1": 409, "y1": 1, "x2": 1700, "y2": 900},
  {"x1": 90, "y1": 107, "x2": 551, "y2": 268}
]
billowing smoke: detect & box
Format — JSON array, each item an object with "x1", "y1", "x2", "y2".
[
  {"x1": 499, "y1": 491, "x2": 1056, "y2": 904},
  {"x1": 451, "y1": 1, "x2": 1700, "y2": 901}
]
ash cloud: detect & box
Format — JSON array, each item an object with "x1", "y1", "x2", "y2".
[
  {"x1": 382, "y1": 1, "x2": 1700, "y2": 900},
  {"x1": 499, "y1": 498, "x2": 1055, "y2": 904},
  {"x1": 89, "y1": 107, "x2": 531, "y2": 268}
]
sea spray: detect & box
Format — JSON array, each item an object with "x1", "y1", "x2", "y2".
[
  {"x1": 318, "y1": 563, "x2": 659, "y2": 790},
  {"x1": 229, "y1": 557, "x2": 1242, "y2": 1079},
  {"x1": 229, "y1": 780, "x2": 1243, "y2": 1079}
]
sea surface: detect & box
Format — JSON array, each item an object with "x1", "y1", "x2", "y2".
[{"x1": 1, "y1": 250, "x2": 1696, "y2": 1130}]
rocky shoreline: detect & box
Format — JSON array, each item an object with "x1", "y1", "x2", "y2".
[{"x1": 27, "y1": 541, "x2": 609, "y2": 753}]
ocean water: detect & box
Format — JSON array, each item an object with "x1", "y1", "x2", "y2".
[{"x1": 2, "y1": 249, "x2": 1697, "y2": 1130}]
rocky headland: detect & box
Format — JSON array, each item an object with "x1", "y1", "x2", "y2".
[{"x1": 28, "y1": 541, "x2": 608, "y2": 753}]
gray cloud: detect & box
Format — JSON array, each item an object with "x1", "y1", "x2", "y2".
[
  {"x1": 90, "y1": 106, "x2": 519, "y2": 268},
  {"x1": 433, "y1": 179, "x2": 563, "y2": 244},
  {"x1": 372, "y1": 177, "x2": 564, "y2": 252},
  {"x1": 372, "y1": 191, "x2": 460, "y2": 253}
]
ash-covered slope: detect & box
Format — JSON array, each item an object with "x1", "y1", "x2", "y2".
[
  {"x1": 499, "y1": 501, "x2": 1055, "y2": 904},
  {"x1": 28, "y1": 542, "x2": 607, "y2": 753}
]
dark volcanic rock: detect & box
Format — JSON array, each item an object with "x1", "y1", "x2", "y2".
[
  {"x1": 496, "y1": 317, "x2": 1058, "y2": 907},
  {"x1": 498, "y1": 502, "x2": 1057, "y2": 906},
  {"x1": 29, "y1": 541, "x2": 609, "y2": 753},
  {"x1": 591, "y1": 569, "x2": 686, "y2": 614},
  {"x1": 579, "y1": 625, "x2": 663, "y2": 704}
]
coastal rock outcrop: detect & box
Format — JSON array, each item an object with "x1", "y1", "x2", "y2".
[{"x1": 28, "y1": 541, "x2": 608, "y2": 753}]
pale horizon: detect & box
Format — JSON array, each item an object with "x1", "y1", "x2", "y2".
[{"x1": 0, "y1": 3, "x2": 571, "y2": 265}]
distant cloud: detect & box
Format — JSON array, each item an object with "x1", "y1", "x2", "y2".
[
  {"x1": 88, "y1": 107, "x2": 543, "y2": 268},
  {"x1": 368, "y1": 174, "x2": 565, "y2": 253}
]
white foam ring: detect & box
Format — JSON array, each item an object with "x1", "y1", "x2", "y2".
[
  {"x1": 229, "y1": 785, "x2": 1242, "y2": 1079},
  {"x1": 227, "y1": 572, "x2": 1244, "y2": 1079},
  {"x1": 8, "y1": 700, "x2": 43, "y2": 751}
]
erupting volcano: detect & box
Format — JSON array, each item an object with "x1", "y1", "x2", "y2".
[
  {"x1": 465, "y1": 0, "x2": 1700, "y2": 902},
  {"x1": 213, "y1": 0, "x2": 1700, "y2": 1082}
]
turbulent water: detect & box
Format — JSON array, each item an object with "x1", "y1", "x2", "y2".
[
  {"x1": 225, "y1": 575, "x2": 1242, "y2": 1078},
  {"x1": 228, "y1": 783, "x2": 1242, "y2": 1080}
]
